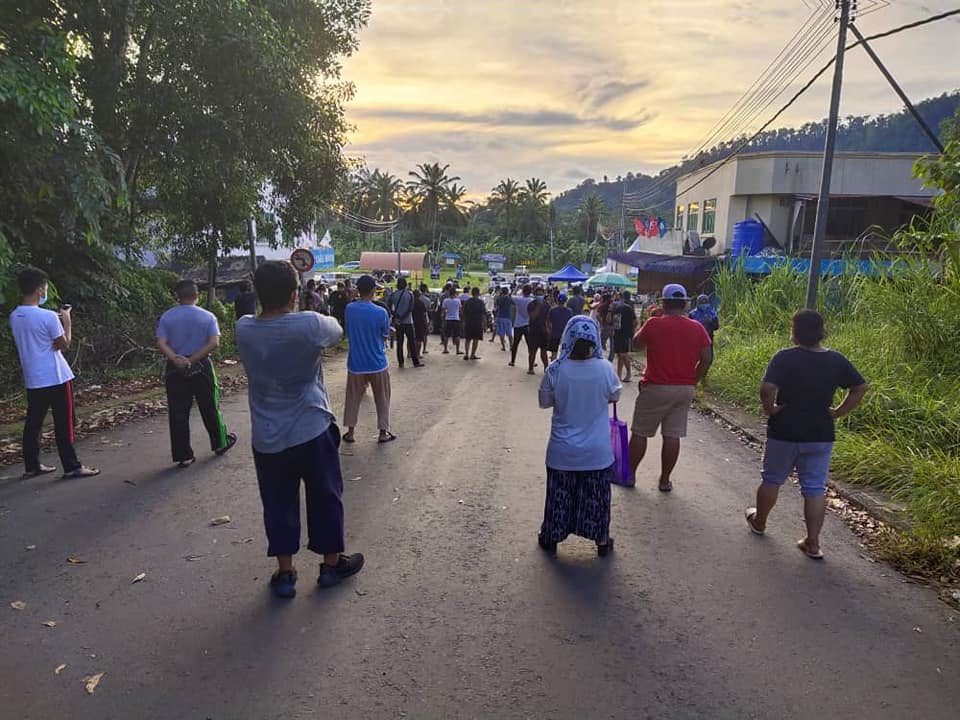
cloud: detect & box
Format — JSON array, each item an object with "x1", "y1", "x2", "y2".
[
  {"x1": 576, "y1": 79, "x2": 651, "y2": 110},
  {"x1": 350, "y1": 105, "x2": 652, "y2": 132}
]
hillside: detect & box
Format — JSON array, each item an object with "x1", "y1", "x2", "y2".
[{"x1": 553, "y1": 90, "x2": 960, "y2": 215}]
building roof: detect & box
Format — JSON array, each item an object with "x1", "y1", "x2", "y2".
[{"x1": 359, "y1": 252, "x2": 426, "y2": 272}]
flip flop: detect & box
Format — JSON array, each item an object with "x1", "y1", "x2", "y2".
[
  {"x1": 658, "y1": 480, "x2": 673, "y2": 493},
  {"x1": 342, "y1": 433, "x2": 356, "y2": 444},
  {"x1": 378, "y1": 432, "x2": 397, "y2": 444},
  {"x1": 744, "y1": 507, "x2": 765, "y2": 535},
  {"x1": 23, "y1": 464, "x2": 57, "y2": 479},
  {"x1": 797, "y1": 539, "x2": 824, "y2": 560},
  {"x1": 62, "y1": 466, "x2": 100, "y2": 479},
  {"x1": 177, "y1": 457, "x2": 196, "y2": 469}
]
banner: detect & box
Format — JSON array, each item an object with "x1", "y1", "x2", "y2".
[
  {"x1": 633, "y1": 217, "x2": 646, "y2": 237},
  {"x1": 311, "y1": 247, "x2": 335, "y2": 269},
  {"x1": 481, "y1": 253, "x2": 506, "y2": 263}
]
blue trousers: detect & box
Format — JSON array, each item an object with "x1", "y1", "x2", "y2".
[{"x1": 253, "y1": 426, "x2": 344, "y2": 557}]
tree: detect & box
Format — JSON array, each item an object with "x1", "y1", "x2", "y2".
[
  {"x1": 489, "y1": 178, "x2": 521, "y2": 244},
  {"x1": 363, "y1": 169, "x2": 405, "y2": 221},
  {"x1": 578, "y1": 192, "x2": 607, "y2": 246},
  {"x1": 407, "y1": 162, "x2": 460, "y2": 250},
  {"x1": 518, "y1": 177, "x2": 549, "y2": 241}
]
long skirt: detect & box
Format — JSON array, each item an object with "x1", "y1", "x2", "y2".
[{"x1": 540, "y1": 465, "x2": 613, "y2": 544}]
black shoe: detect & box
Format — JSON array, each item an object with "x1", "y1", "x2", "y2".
[
  {"x1": 413, "y1": 363, "x2": 424, "y2": 368},
  {"x1": 597, "y1": 537, "x2": 614, "y2": 557},
  {"x1": 215, "y1": 432, "x2": 238, "y2": 456},
  {"x1": 318, "y1": 553, "x2": 365, "y2": 588},
  {"x1": 270, "y1": 569, "x2": 297, "y2": 598},
  {"x1": 537, "y1": 534, "x2": 557, "y2": 555}
]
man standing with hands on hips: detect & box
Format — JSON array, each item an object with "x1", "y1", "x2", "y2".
[
  {"x1": 10, "y1": 267, "x2": 99, "y2": 479},
  {"x1": 628, "y1": 284, "x2": 712, "y2": 491},
  {"x1": 156, "y1": 280, "x2": 237, "y2": 468}
]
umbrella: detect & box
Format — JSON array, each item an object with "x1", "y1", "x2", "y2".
[{"x1": 585, "y1": 272, "x2": 634, "y2": 289}]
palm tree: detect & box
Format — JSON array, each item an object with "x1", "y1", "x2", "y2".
[
  {"x1": 442, "y1": 182, "x2": 469, "y2": 226},
  {"x1": 407, "y1": 162, "x2": 460, "y2": 250},
  {"x1": 578, "y1": 192, "x2": 606, "y2": 246},
  {"x1": 489, "y1": 178, "x2": 521, "y2": 244},
  {"x1": 518, "y1": 177, "x2": 549, "y2": 240},
  {"x1": 364, "y1": 169, "x2": 405, "y2": 221}
]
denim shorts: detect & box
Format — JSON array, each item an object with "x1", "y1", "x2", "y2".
[
  {"x1": 496, "y1": 318, "x2": 513, "y2": 337},
  {"x1": 761, "y1": 438, "x2": 834, "y2": 497}
]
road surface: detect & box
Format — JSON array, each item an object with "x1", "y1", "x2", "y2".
[{"x1": 2, "y1": 346, "x2": 958, "y2": 719}]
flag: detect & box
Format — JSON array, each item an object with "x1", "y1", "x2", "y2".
[
  {"x1": 647, "y1": 217, "x2": 658, "y2": 237},
  {"x1": 657, "y1": 217, "x2": 667, "y2": 238},
  {"x1": 633, "y1": 217, "x2": 646, "y2": 237},
  {"x1": 319, "y1": 229, "x2": 333, "y2": 248}
]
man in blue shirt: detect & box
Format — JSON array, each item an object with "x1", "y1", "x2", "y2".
[
  {"x1": 236, "y1": 260, "x2": 364, "y2": 597},
  {"x1": 156, "y1": 280, "x2": 237, "y2": 467},
  {"x1": 342, "y1": 275, "x2": 396, "y2": 444}
]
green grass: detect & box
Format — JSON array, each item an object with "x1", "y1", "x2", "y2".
[{"x1": 706, "y1": 261, "x2": 960, "y2": 556}]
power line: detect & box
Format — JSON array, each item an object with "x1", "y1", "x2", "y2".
[{"x1": 674, "y1": 6, "x2": 960, "y2": 200}]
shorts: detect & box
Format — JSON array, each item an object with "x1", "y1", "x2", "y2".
[
  {"x1": 464, "y1": 320, "x2": 484, "y2": 341},
  {"x1": 761, "y1": 438, "x2": 833, "y2": 497},
  {"x1": 529, "y1": 331, "x2": 548, "y2": 352},
  {"x1": 631, "y1": 383, "x2": 696, "y2": 438},
  {"x1": 496, "y1": 318, "x2": 514, "y2": 337},
  {"x1": 613, "y1": 335, "x2": 633, "y2": 354},
  {"x1": 444, "y1": 319, "x2": 461, "y2": 339},
  {"x1": 547, "y1": 336, "x2": 562, "y2": 353}
]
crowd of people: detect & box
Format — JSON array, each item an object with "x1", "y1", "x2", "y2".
[{"x1": 9, "y1": 262, "x2": 867, "y2": 599}]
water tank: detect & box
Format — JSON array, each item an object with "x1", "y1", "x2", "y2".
[{"x1": 731, "y1": 220, "x2": 764, "y2": 257}]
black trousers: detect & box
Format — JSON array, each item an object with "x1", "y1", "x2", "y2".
[
  {"x1": 396, "y1": 323, "x2": 420, "y2": 366},
  {"x1": 23, "y1": 381, "x2": 80, "y2": 473},
  {"x1": 510, "y1": 326, "x2": 530, "y2": 364},
  {"x1": 165, "y1": 359, "x2": 228, "y2": 463}
]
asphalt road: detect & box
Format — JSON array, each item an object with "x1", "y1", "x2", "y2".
[{"x1": 2, "y1": 345, "x2": 959, "y2": 720}]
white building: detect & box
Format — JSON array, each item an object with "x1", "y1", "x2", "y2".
[{"x1": 673, "y1": 151, "x2": 936, "y2": 255}]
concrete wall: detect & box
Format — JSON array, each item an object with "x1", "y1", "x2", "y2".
[{"x1": 674, "y1": 152, "x2": 935, "y2": 253}]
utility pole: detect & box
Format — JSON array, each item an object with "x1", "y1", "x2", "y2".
[
  {"x1": 247, "y1": 217, "x2": 257, "y2": 275},
  {"x1": 618, "y1": 183, "x2": 626, "y2": 253},
  {"x1": 805, "y1": 0, "x2": 852, "y2": 309}
]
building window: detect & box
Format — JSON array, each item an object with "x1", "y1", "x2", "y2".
[
  {"x1": 687, "y1": 202, "x2": 700, "y2": 233},
  {"x1": 702, "y1": 199, "x2": 717, "y2": 233},
  {"x1": 676, "y1": 204, "x2": 685, "y2": 229}
]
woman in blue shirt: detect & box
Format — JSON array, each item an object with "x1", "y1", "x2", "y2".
[{"x1": 537, "y1": 316, "x2": 622, "y2": 556}]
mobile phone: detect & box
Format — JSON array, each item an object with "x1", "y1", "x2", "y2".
[{"x1": 61, "y1": 304, "x2": 72, "y2": 311}]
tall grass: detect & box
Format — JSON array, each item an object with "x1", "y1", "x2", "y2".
[{"x1": 708, "y1": 260, "x2": 960, "y2": 542}]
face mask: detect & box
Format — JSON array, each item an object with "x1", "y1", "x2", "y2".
[
  {"x1": 699, "y1": 304, "x2": 711, "y2": 311},
  {"x1": 39, "y1": 291, "x2": 49, "y2": 306}
]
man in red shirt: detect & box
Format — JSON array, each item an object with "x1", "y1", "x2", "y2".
[{"x1": 629, "y1": 283, "x2": 712, "y2": 491}]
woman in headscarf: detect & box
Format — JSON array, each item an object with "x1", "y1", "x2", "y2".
[{"x1": 537, "y1": 316, "x2": 623, "y2": 556}]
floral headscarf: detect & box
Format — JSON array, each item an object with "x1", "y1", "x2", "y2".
[{"x1": 546, "y1": 315, "x2": 603, "y2": 383}]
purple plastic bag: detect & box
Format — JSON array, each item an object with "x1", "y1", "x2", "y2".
[{"x1": 610, "y1": 403, "x2": 633, "y2": 487}]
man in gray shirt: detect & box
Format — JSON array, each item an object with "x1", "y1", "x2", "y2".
[
  {"x1": 156, "y1": 280, "x2": 237, "y2": 467},
  {"x1": 389, "y1": 277, "x2": 422, "y2": 369},
  {"x1": 236, "y1": 260, "x2": 364, "y2": 598}
]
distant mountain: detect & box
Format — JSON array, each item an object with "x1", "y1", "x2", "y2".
[{"x1": 553, "y1": 90, "x2": 960, "y2": 216}]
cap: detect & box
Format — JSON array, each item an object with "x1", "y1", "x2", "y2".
[
  {"x1": 661, "y1": 283, "x2": 690, "y2": 301},
  {"x1": 558, "y1": 293, "x2": 567, "y2": 302},
  {"x1": 356, "y1": 275, "x2": 376, "y2": 294},
  {"x1": 696, "y1": 294, "x2": 710, "y2": 304}
]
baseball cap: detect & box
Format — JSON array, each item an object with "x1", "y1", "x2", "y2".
[
  {"x1": 356, "y1": 274, "x2": 376, "y2": 294},
  {"x1": 558, "y1": 293, "x2": 567, "y2": 302},
  {"x1": 661, "y1": 283, "x2": 690, "y2": 301}
]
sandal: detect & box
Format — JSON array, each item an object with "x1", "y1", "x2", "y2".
[
  {"x1": 658, "y1": 480, "x2": 673, "y2": 493},
  {"x1": 23, "y1": 464, "x2": 57, "y2": 479},
  {"x1": 745, "y1": 507, "x2": 765, "y2": 536},
  {"x1": 797, "y1": 539, "x2": 824, "y2": 560},
  {"x1": 177, "y1": 457, "x2": 196, "y2": 469},
  {"x1": 62, "y1": 466, "x2": 100, "y2": 479},
  {"x1": 342, "y1": 432, "x2": 356, "y2": 444},
  {"x1": 378, "y1": 432, "x2": 397, "y2": 444}
]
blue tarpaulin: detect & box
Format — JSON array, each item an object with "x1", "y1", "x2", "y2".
[
  {"x1": 734, "y1": 256, "x2": 900, "y2": 277},
  {"x1": 547, "y1": 264, "x2": 589, "y2": 282}
]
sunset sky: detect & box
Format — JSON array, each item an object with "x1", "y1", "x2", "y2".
[{"x1": 341, "y1": 0, "x2": 960, "y2": 198}]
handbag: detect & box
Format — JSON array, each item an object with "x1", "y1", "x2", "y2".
[{"x1": 609, "y1": 403, "x2": 633, "y2": 487}]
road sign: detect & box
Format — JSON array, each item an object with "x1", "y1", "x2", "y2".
[
  {"x1": 290, "y1": 248, "x2": 315, "y2": 273},
  {"x1": 430, "y1": 265, "x2": 441, "y2": 280}
]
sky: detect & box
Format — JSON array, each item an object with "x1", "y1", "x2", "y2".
[{"x1": 341, "y1": 0, "x2": 960, "y2": 199}]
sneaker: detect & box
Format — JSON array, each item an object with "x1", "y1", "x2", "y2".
[
  {"x1": 318, "y1": 553, "x2": 365, "y2": 588},
  {"x1": 215, "y1": 432, "x2": 238, "y2": 456},
  {"x1": 270, "y1": 569, "x2": 297, "y2": 598}
]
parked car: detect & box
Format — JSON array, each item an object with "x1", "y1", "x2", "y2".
[
  {"x1": 339, "y1": 260, "x2": 361, "y2": 271},
  {"x1": 529, "y1": 275, "x2": 546, "y2": 287}
]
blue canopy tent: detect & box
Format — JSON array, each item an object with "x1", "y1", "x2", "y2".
[{"x1": 547, "y1": 264, "x2": 589, "y2": 283}]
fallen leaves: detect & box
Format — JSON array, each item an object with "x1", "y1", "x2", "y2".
[
  {"x1": 131, "y1": 572, "x2": 146, "y2": 584},
  {"x1": 83, "y1": 672, "x2": 105, "y2": 695},
  {"x1": 209, "y1": 515, "x2": 231, "y2": 526},
  {"x1": 10, "y1": 601, "x2": 26, "y2": 610},
  {"x1": 54, "y1": 664, "x2": 67, "y2": 675},
  {"x1": 42, "y1": 620, "x2": 57, "y2": 628},
  {"x1": 66, "y1": 556, "x2": 87, "y2": 565},
  {"x1": 25, "y1": 544, "x2": 36, "y2": 551}
]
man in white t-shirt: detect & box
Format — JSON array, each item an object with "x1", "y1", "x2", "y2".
[
  {"x1": 9, "y1": 267, "x2": 100, "y2": 479},
  {"x1": 441, "y1": 286, "x2": 463, "y2": 355}
]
